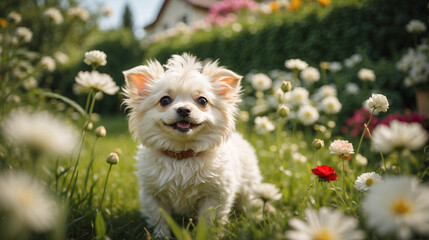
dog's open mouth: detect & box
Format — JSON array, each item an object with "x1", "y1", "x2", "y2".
[{"x1": 165, "y1": 121, "x2": 201, "y2": 133}]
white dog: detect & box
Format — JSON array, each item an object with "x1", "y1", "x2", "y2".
[{"x1": 123, "y1": 54, "x2": 266, "y2": 237}]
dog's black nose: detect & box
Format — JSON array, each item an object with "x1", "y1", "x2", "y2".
[{"x1": 176, "y1": 107, "x2": 191, "y2": 117}]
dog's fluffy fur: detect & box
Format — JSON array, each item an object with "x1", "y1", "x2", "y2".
[{"x1": 123, "y1": 54, "x2": 265, "y2": 236}]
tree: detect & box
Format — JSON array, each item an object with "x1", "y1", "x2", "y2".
[{"x1": 122, "y1": 3, "x2": 133, "y2": 30}]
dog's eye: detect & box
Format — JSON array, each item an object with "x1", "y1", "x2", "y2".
[
  {"x1": 159, "y1": 96, "x2": 171, "y2": 106},
  {"x1": 197, "y1": 97, "x2": 208, "y2": 107}
]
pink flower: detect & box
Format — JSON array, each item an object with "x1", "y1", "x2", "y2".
[{"x1": 329, "y1": 140, "x2": 354, "y2": 158}]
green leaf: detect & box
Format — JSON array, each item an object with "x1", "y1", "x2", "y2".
[
  {"x1": 40, "y1": 91, "x2": 87, "y2": 117},
  {"x1": 95, "y1": 211, "x2": 106, "y2": 240},
  {"x1": 195, "y1": 215, "x2": 207, "y2": 240},
  {"x1": 160, "y1": 209, "x2": 191, "y2": 240}
]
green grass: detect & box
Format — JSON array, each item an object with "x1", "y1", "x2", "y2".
[{"x1": 65, "y1": 115, "x2": 388, "y2": 239}]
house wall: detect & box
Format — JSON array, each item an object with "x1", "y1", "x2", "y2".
[{"x1": 146, "y1": 0, "x2": 209, "y2": 36}]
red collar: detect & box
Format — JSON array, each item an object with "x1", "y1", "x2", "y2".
[{"x1": 162, "y1": 149, "x2": 195, "y2": 160}]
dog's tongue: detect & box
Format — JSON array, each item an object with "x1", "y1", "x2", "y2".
[{"x1": 177, "y1": 122, "x2": 191, "y2": 129}]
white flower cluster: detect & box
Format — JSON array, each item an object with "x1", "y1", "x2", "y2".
[
  {"x1": 68, "y1": 7, "x2": 90, "y2": 21},
  {"x1": 75, "y1": 71, "x2": 119, "y2": 95},
  {"x1": 329, "y1": 139, "x2": 354, "y2": 155},
  {"x1": 285, "y1": 59, "x2": 308, "y2": 70},
  {"x1": 371, "y1": 120, "x2": 428, "y2": 154},
  {"x1": 300, "y1": 67, "x2": 320, "y2": 85},
  {"x1": 7, "y1": 11, "x2": 22, "y2": 24},
  {"x1": 0, "y1": 171, "x2": 59, "y2": 233},
  {"x1": 84, "y1": 50, "x2": 107, "y2": 67},
  {"x1": 40, "y1": 56, "x2": 56, "y2": 72},
  {"x1": 44, "y1": 8, "x2": 63, "y2": 24},
  {"x1": 366, "y1": 93, "x2": 389, "y2": 112},
  {"x1": 358, "y1": 68, "x2": 376, "y2": 82},
  {"x1": 251, "y1": 73, "x2": 272, "y2": 91},
  {"x1": 254, "y1": 116, "x2": 275, "y2": 134},
  {"x1": 344, "y1": 54, "x2": 362, "y2": 68},
  {"x1": 286, "y1": 207, "x2": 364, "y2": 240},
  {"x1": 15, "y1": 27, "x2": 33, "y2": 43},
  {"x1": 405, "y1": 19, "x2": 426, "y2": 34},
  {"x1": 396, "y1": 42, "x2": 429, "y2": 88},
  {"x1": 2, "y1": 111, "x2": 78, "y2": 155},
  {"x1": 329, "y1": 61, "x2": 342, "y2": 72}
]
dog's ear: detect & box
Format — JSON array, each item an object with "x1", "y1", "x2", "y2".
[
  {"x1": 123, "y1": 61, "x2": 164, "y2": 98},
  {"x1": 123, "y1": 66, "x2": 154, "y2": 98},
  {"x1": 203, "y1": 61, "x2": 242, "y2": 99},
  {"x1": 213, "y1": 69, "x2": 242, "y2": 97}
]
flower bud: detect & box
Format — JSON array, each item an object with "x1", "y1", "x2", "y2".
[
  {"x1": 95, "y1": 126, "x2": 106, "y2": 138},
  {"x1": 312, "y1": 139, "x2": 324, "y2": 150},
  {"x1": 277, "y1": 105, "x2": 290, "y2": 117},
  {"x1": 320, "y1": 61, "x2": 330, "y2": 70},
  {"x1": 281, "y1": 81, "x2": 291, "y2": 93},
  {"x1": 106, "y1": 152, "x2": 119, "y2": 165},
  {"x1": 86, "y1": 122, "x2": 93, "y2": 131}
]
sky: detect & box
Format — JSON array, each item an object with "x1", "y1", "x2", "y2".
[{"x1": 83, "y1": 0, "x2": 164, "y2": 38}]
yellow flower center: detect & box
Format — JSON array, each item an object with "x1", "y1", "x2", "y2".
[
  {"x1": 314, "y1": 228, "x2": 337, "y2": 240},
  {"x1": 392, "y1": 199, "x2": 411, "y2": 215},
  {"x1": 365, "y1": 178, "x2": 373, "y2": 186},
  {"x1": 18, "y1": 188, "x2": 36, "y2": 208}
]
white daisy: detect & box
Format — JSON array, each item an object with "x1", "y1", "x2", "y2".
[
  {"x1": 2, "y1": 111, "x2": 78, "y2": 155},
  {"x1": 357, "y1": 68, "x2": 375, "y2": 82},
  {"x1": 255, "y1": 183, "x2": 282, "y2": 202},
  {"x1": 83, "y1": 50, "x2": 107, "y2": 67},
  {"x1": 355, "y1": 153, "x2": 368, "y2": 166},
  {"x1": 251, "y1": 73, "x2": 272, "y2": 91},
  {"x1": 40, "y1": 56, "x2": 56, "y2": 72},
  {"x1": 44, "y1": 8, "x2": 63, "y2": 24},
  {"x1": 354, "y1": 172, "x2": 382, "y2": 192},
  {"x1": 297, "y1": 105, "x2": 319, "y2": 126},
  {"x1": 292, "y1": 152, "x2": 307, "y2": 163},
  {"x1": 406, "y1": 19, "x2": 426, "y2": 34},
  {"x1": 285, "y1": 59, "x2": 308, "y2": 70},
  {"x1": 345, "y1": 82, "x2": 359, "y2": 95},
  {"x1": 7, "y1": 11, "x2": 22, "y2": 24},
  {"x1": 328, "y1": 61, "x2": 342, "y2": 73},
  {"x1": 54, "y1": 51, "x2": 69, "y2": 65},
  {"x1": 363, "y1": 176, "x2": 429, "y2": 239},
  {"x1": 300, "y1": 67, "x2": 320, "y2": 85},
  {"x1": 75, "y1": 71, "x2": 118, "y2": 95},
  {"x1": 329, "y1": 139, "x2": 354, "y2": 156},
  {"x1": 67, "y1": 7, "x2": 90, "y2": 21},
  {"x1": 15, "y1": 27, "x2": 32, "y2": 43},
  {"x1": 286, "y1": 207, "x2": 364, "y2": 240},
  {"x1": 290, "y1": 87, "x2": 309, "y2": 106},
  {"x1": 366, "y1": 93, "x2": 389, "y2": 112},
  {"x1": 312, "y1": 85, "x2": 337, "y2": 102},
  {"x1": 0, "y1": 171, "x2": 59, "y2": 233},
  {"x1": 371, "y1": 120, "x2": 428, "y2": 154},
  {"x1": 321, "y1": 96, "x2": 342, "y2": 114},
  {"x1": 254, "y1": 116, "x2": 275, "y2": 134}
]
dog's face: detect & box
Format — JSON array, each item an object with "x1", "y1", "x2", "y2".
[{"x1": 123, "y1": 54, "x2": 242, "y2": 152}]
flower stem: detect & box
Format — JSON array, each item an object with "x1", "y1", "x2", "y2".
[
  {"x1": 99, "y1": 164, "x2": 113, "y2": 210},
  {"x1": 83, "y1": 137, "x2": 99, "y2": 192},
  {"x1": 355, "y1": 109, "x2": 375, "y2": 168},
  {"x1": 67, "y1": 90, "x2": 97, "y2": 198},
  {"x1": 276, "y1": 117, "x2": 283, "y2": 164}
]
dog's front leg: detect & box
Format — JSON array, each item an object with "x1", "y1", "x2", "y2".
[
  {"x1": 140, "y1": 193, "x2": 171, "y2": 237},
  {"x1": 197, "y1": 194, "x2": 234, "y2": 226}
]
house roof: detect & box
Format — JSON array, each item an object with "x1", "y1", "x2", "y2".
[{"x1": 144, "y1": 0, "x2": 219, "y2": 30}]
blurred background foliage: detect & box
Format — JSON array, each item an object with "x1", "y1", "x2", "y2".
[{"x1": 1, "y1": 0, "x2": 427, "y2": 116}]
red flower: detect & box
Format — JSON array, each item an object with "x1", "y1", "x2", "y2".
[{"x1": 311, "y1": 165, "x2": 337, "y2": 181}]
